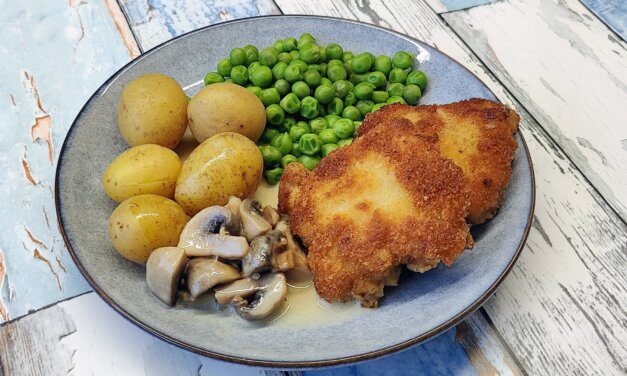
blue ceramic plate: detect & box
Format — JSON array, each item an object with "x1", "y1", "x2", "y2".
[{"x1": 56, "y1": 16, "x2": 534, "y2": 368}]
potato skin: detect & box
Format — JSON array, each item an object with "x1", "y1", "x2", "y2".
[
  {"x1": 108, "y1": 194, "x2": 189, "y2": 264},
  {"x1": 175, "y1": 132, "x2": 263, "y2": 215},
  {"x1": 187, "y1": 83, "x2": 266, "y2": 143},
  {"x1": 102, "y1": 144, "x2": 182, "y2": 202},
  {"x1": 117, "y1": 74, "x2": 188, "y2": 149}
]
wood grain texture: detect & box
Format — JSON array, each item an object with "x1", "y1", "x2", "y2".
[
  {"x1": 443, "y1": 0, "x2": 627, "y2": 222},
  {"x1": 0, "y1": 0, "x2": 137, "y2": 322},
  {"x1": 119, "y1": 0, "x2": 281, "y2": 51},
  {"x1": 274, "y1": 0, "x2": 627, "y2": 375},
  {"x1": 580, "y1": 0, "x2": 626, "y2": 41},
  {"x1": 424, "y1": 0, "x2": 499, "y2": 13}
]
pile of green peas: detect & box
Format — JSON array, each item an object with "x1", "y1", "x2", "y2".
[{"x1": 203, "y1": 33, "x2": 428, "y2": 185}]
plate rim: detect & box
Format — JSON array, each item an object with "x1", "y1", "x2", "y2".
[{"x1": 55, "y1": 14, "x2": 536, "y2": 369}]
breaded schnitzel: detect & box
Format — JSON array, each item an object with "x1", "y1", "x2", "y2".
[
  {"x1": 358, "y1": 99, "x2": 519, "y2": 223},
  {"x1": 279, "y1": 124, "x2": 473, "y2": 307}
]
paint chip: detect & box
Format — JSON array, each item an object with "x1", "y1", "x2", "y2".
[
  {"x1": 21, "y1": 158, "x2": 37, "y2": 185},
  {"x1": 0, "y1": 249, "x2": 9, "y2": 321},
  {"x1": 33, "y1": 248, "x2": 62, "y2": 291}
]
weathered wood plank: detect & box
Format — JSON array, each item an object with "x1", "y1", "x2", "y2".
[
  {"x1": 580, "y1": 0, "x2": 626, "y2": 41},
  {"x1": 424, "y1": 0, "x2": 499, "y2": 13},
  {"x1": 442, "y1": 0, "x2": 627, "y2": 222},
  {"x1": 274, "y1": 0, "x2": 627, "y2": 375},
  {"x1": 119, "y1": 0, "x2": 281, "y2": 51}
]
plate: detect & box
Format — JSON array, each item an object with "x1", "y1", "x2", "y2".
[{"x1": 56, "y1": 16, "x2": 534, "y2": 368}]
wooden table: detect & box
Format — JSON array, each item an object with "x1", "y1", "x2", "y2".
[{"x1": 1, "y1": 0, "x2": 625, "y2": 374}]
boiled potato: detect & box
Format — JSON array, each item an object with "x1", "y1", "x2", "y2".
[
  {"x1": 102, "y1": 144, "x2": 182, "y2": 202},
  {"x1": 187, "y1": 83, "x2": 265, "y2": 143},
  {"x1": 175, "y1": 132, "x2": 263, "y2": 215},
  {"x1": 117, "y1": 74, "x2": 188, "y2": 149},
  {"x1": 108, "y1": 194, "x2": 189, "y2": 264}
]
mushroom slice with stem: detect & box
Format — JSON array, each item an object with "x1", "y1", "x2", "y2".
[
  {"x1": 275, "y1": 219, "x2": 312, "y2": 283},
  {"x1": 239, "y1": 199, "x2": 272, "y2": 242},
  {"x1": 178, "y1": 205, "x2": 249, "y2": 259},
  {"x1": 241, "y1": 230, "x2": 287, "y2": 277},
  {"x1": 185, "y1": 258, "x2": 241, "y2": 299},
  {"x1": 214, "y1": 278, "x2": 260, "y2": 305},
  {"x1": 234, "y1": 273, "x2": 287, "y2": 321},
  {"x1": 261, "y1": 205, "x2": 280, "y2": 227},
  {"x1": 146, "y1": 247, "x2": 187, "y2": 305},
  {"x1": 225, "y1": 196, "x2": 242, "y2": 222}
]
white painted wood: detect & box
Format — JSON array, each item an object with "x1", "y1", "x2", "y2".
[
  {"x1": 274, "y1": 0, "x2": 627, "y2": 374},
  {"x1": 442, "y1": 0, "x2": 627, "y2": 221}
]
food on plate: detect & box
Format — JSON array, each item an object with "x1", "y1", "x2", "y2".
[
  {"x1": 117, "y1": 73, "x2": 188, "y2": 149},
  {"x1": 201, "y1": 34, "x2": 429, "y2": 184},
  {"x1": 174, "y1": 132, "x2": 263, "y2": 216},
  {"x1": 358, "y1": 99, "x2": 519, "y2": 223},
  {"x1": 280, "y1": 122, "x2": 473, "y2": 307},
  {"x1": 146, "y1": 246, "x2": 187, "y2": 305},
  {"x1": 187, "y1": 83, "x2": 266, "y2": 143},
  {"x1": 102, "y1": 144, "x2": 182, "y2": 202},
  {"x1": 108, "y1": 194, "x2": 189, "y2": 264}
]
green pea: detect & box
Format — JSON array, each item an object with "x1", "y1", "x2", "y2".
[
  {"x1": 319, "y1": 63, "x2": 327, "y2": 76},
  {"x1": 309, "y1": 117, "x2": 328, "y2": 134},
  {"x1": 371, "y1": 103, "x2": 386, "y2": 112},
  {"x1": 298, "y1": 33, "x2": 316, "y2": 47},
  {"x1": 328, "y1": 59, "x2": 343, "y2": 67},
  {"x1": 243, "y1": 45, "x2": 259, "y2": 56},
  {"x1": 271, "y1": 132, "x2": 293, "y2": 155},
  {"x1": 406, "y1": 70, "x2": 428, "y2": 90},
  {"x1": 291, "y1": 143, "x2": 302, "y2": 157},
  {"x1": 327, "y1": 64, "x2": 347, "y2": 82},
  {"x1": 321, "y1": 143, "x2": 340, "y2": 157},
  {"x1": 387, "y1": 96, "x2": 407, "y2": 104},
  {"x1": 342, "y1": 106, "x2": 361, "y2": 121},
  {"x1": 224, "y1": 78, "x2": 234, "y2": 84},
  {"x1": 318, "y1": 104, "x2": 327, "y2": 117},
  {"x1": 230, "y1": 48, "x2": 246, "y2": 66},
  {"x1": 344, "y1": 91, "x2": 357, "y2": 106},
  {"x1": 354, "y1": 82, "x2": 374, "y2": 99},
  {"x1": 393, "y1": 51, "x2": 414, "y2": 69},
  {"x1": 307, "y1": 64, "x2": 321, "y2": 72},
  {"x1": 274, "y1": 79, "x2": 291, "y2": 97},
  {"x1": 304, "y1": 69, "x2": 322, "y2": 87},
  {"x1": 246, "y1": 86, "x2": 262, "y2": 97},
  {"x1": 248, "y1": 61, "x2": 261, "y2": 76},
  {"x1": 250, "y1": 65, "x2": 273, "y2": 88},
  {"x1": 356, "y1": 100, "x2": 374, "y2": 116},
  {"x1": 289, "y1": 59, "x2": 308, "y2": 73},
  {"x1": 291, "y1": 81, "x2": 310, "y2": 99},
  {"x1": 350, "y1": 72, "x2": 366, "y2": 85},
  {"x1": 264, "y1": 167, "x2": 283, "y2": 185},
  {"x1": 288, "y1": 124, "x2": 308, "y2": 141},
  {"x1": 259, "y1": 145, "x2": 282, "y2": 166},
  {"x1": 300, "y1": 96, "x2": 320, "y2": 119},
  {"x1": 365, "y1": 71, "x2": 387, "y2": 88},
  {"x1": 272, "y1": 62, "x2": 288, "y2": 80},
  {"x1": 273, "y1": 39, "x2": 285, "y2": 53},
  {"x1": 245, "y1": 49, "x2": 258, "y2": 65},
  {"x1": 337, "y1": 138, "x2": 353, "y2": 147},
  {"x1": 326, "y1": 97, "x2": 344, "y2": 116},
  {"x1": 289, "y1": 50, "x2": 300, "y2": 60},
  {"x1": 374, "y1": 55, "x2": 392, "y2": 75},
  {"x1": 266, "y1": 104, "x2": 285, "y2": 125},
  {"x1": 204, "y1": 72, "x2": 224, "y2": 86},
  {"x1": 326, "y1": 43, "x2": 343, "y2": 60},
  {"x1": 230, "y1": 65, "x2": 248, "y2": 85},
  {"x1": 319, "y1": 46, "x2": 328, "y2": 63},
  {"x1": 365, "y1": 52, "x2": 376, "y2": 65},
  {"x1": 325, "y1": 114, "x2": 341, "y2": 127},
  {"x1": 280, "y1": 93, "x2": 301, "y2": 115},
  {"x1": 217, "y1": 59, "x2": 233, "y2": 76},
  {"x1": 283, "y1": 37, "x2": 297, "y2": 52},
  {"x1": 296, "y1": 121, "x2": 310, "y2": 131},
  {"x1": 299, "y1": 133, "x2": 322, "y2": 155},
  {"x1": 353, "y1": 121, "x2": 362, "y2": 130},
  {"x1": 282, "y1": 116, "x2": 297, "y2": 130},
  {"x1": 351, "y1": 53, "x2": 372, "y2": 73},
  {"x1": 403, "y1": 84, "x2": 422, "y2": 105},
  {"x1": 387, "y1": 82, "x2": 404, "y2": 97},
  {"x1": 342, "y1": 51, "x2": 354, "y2": 63},
  {"x1": 259, "y1": 88, "x2": 281, "y2": 106},
  {"x1": 298, "y1": 155, "x2": 320, "y2": 171},
  {"x1": 314, "y1": 85, "x2": 335, "y2": 105},
  {"x1": 281, "y1": 154, "x2": 298, "y2": 168},
  {"x1": 259, "y1": 47, "x2": 278, "y2": 67},
  {"x1": 320, "y1": 77, "x2": 333, "y2": 87},
  {"x1": 333, "y1": 118, "x2": 356, "y2": 139},
  {"x1": 343, "y1": 60, "x2": 353, "y2": 75},
  {"x1": 299, "y1": 44, "x2": 320, "y2": 64},
  {"x1": 372, "y1": 90, "x2": 389, "y2": 104},
  {"x1": 277, "y1": 52, "x2": 292, "y2": 64},
  {"x1": 389, "y1": 68, "x2": 407, "y2": 83},
  {"x1": 318, "y1": 129, "x2": 339, "y2": 144},
  {"x1": 261, "y1": 127, "x2": 280, "y2": 144},
  {"x1": 333, "y1": 80, "x2": 353, "y2": 98},
  {"x1": 284, "y1": 65, "x2": 304, "y2": 83}
]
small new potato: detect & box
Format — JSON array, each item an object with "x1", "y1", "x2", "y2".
[
  {"x1": 117, "y1": 73, "x2": 188, "y2": 149},
  {"x1": 102, "y1": 144, "x2": 182, "y2": 202},
  {"x1": 175, "y1": 132, "x2": 263, "y2": 215},
  {"x1": 108, "y1": 194, "x2": 189, "y2": 264},
  {"x1": 187, "y1": 83, "x2": 266, "y2": 143}
]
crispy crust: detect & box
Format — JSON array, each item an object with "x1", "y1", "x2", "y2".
[
  {"x1": 359, "y1": 99, "x2": 519, "y2": 223},
  {"x1": 278, "y1": 161, "x2": 309, "y2": 215}
]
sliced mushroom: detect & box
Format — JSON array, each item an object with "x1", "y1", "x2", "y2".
[
  {"x1": 214, "y1": 278, "x2": 260, "y2": 305},
  {"x1": 185, "y1": 258, "x2": 241, "y2": 299},
  {"x1": 146, "y1": 247, "x2": 187, "y2": 305},
  {"x1": 239, "y1": 199, "x2": 272, "y2": 242},
  {"x1": 178, "y1": 206, "x2": 249, "y2": 259},
  {"x1": 275, "y1": 219, "x2": 312, "y2": 283},
  {"x1": 234, "y1": 273, "x2": 287, "y2": 321},
  {"x1": 225, "y1": 196, "x2": 242, "y2": 222},
  {"x1": 241, "y1": 230, "x2": 287, "y2": 277},
  {"x1": 261, "y1": 205, "x2": 280, "y2": 227}
]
